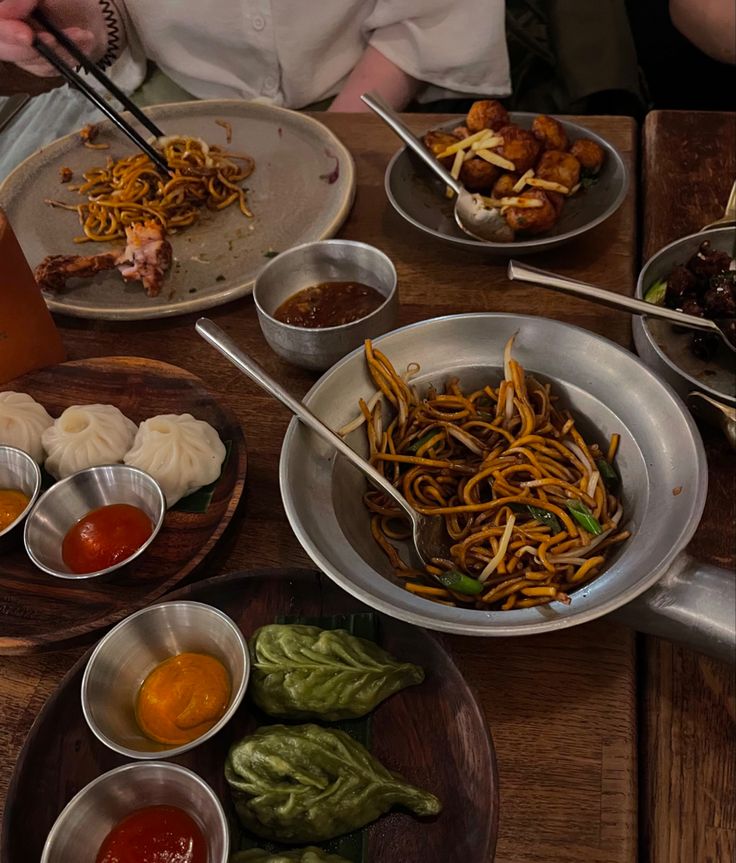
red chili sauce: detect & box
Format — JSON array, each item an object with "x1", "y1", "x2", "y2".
[
  {"x1": 62, "y1": 503, "x2": 153, "y2": 573},
  {"x1": 273, "y1": 281, "x2": 385, "y2": 328},
  {"x1": 95, "y1": 805, "x2": 207, "y2": 863}
]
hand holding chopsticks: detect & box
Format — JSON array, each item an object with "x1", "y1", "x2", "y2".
[{"x1": 29, "y1": 8, "x2": 171, "y2": 175}]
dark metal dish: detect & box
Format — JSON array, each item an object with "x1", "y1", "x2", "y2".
[
  {"x1": 634, "y1": 226, "x2": 736, "y2": 407},
  {"x1": 385, "y1": 114, "x2": 628, "y2": 255}
]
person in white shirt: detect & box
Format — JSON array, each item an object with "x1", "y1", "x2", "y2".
[{"x1": 0, "y1": 0, "x2": 510, "y2": 110}]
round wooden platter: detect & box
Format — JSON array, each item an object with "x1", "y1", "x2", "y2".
[
  {"x1": 2, "y1": 568, "x2": 498, "y2": 863},
  {"x1": 0, "y1": 356, "x2": 246, "y2": 654}
]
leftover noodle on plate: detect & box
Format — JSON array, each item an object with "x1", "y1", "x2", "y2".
[{"x1": 35, "y1": 131, "x2": 256, "y2": 297}]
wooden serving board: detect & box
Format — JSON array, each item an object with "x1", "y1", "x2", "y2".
[
  {"x1": 0, "y1": 356, "x2": 246, "y2": 653},
  {"x1": 2, "y1": 568, "x2": 498, "y2": 863}
]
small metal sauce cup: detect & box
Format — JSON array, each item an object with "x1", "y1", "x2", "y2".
[
  {"x1": 253, "y1": 239, "x2": 399, "y2": 370},
  {"x1": 0, "y1": 445, "x2": 41, "y2": 550},
  {"x1": 23, "y1": 464, "x2": 165, "y2": 580},
  {"x1": 40, "y1": 761, "x2": 229, "y2": 863},
  {"x1": 81, "y1": 600, "x2": 250, "y2": 759}
]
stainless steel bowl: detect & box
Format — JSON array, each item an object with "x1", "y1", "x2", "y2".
[
  {"x1": 23, "y1": 464, "x2": 166, "y2": 580},
  {"x1": 0, "y1": 445, "x2": 41, "y2": 549},
  {"x1": 633, "y1": 226, "x2": 736, "y2": 407},
  {"x1": 253, "y1": 239, "x2": 399, "y2": 370},
  {"x1": 81, "y1": 600, "x2": 250, "y2": 759},
  {"x1": 40, "y1": 761, "x2": 229, "y2": 863},
  {"x1": 279, "y1": 313, "x2": 734, "y2": 661}
]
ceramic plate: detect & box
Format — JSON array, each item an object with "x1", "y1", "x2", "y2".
[
  {"x1": 0, "y1": 100, "x2": 355, "y2": 320},
  {"x1": 385, "y1": 113, "x2": 627, "y2": 255}
]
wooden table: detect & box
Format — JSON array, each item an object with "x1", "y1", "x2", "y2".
[
  {"x1": 0, "y1": 110, "x2": 723, "y2": 862},
  {"x1": 640, "y1": 110, "x2": 736, "y2": 863}
]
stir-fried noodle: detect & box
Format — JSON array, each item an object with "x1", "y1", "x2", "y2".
[
  {"x1": 341, "y1": 336, "x2": 629, "y2": 610},
  {"x1": 47, "y1": 136, "x2": 255, "y2": 243}
]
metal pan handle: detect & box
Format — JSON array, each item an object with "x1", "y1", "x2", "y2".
[{"x1": 611, "y1": 552, "x2": 735, "y2": 663}]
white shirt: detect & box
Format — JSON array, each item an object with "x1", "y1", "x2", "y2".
[{"x1": 111, "y1": 0, "x2": 510, "y2": 108}]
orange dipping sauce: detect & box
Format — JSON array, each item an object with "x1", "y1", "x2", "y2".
[
  {"x1": 95, "y1": 805, "x2": 207, "y2": 863},
  {"x1": 62, "y1": 503, "x2": 153, "y2": 574},
  {"x1": 136, "y1": 652, "x2": 231, "y2": 746},
  {"x1": 0, "y1": 488, "x2": 29, "y2": 531}
]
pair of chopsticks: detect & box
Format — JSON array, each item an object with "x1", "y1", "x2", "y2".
[{"x1": 30, "y1": 8, "x2": 171, "y2": 174}]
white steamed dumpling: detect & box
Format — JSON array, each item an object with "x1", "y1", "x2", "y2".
[
  {"x1": 124, "y1": 413, "x2": 226, "y2": 507},
  {"x1": 42, "y1": 404, "x2": 137, "y2": 479},
  {"x1": 0, "y1": 392, "x2": 53, "y2": 463}
]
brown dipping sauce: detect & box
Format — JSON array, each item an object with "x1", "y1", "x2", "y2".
[{"x1": 273, "y1": 281, "x2": 385, "y2": 328}]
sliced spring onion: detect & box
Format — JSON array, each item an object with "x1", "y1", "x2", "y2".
[
  {"x1": 566, "y1": 499, "x2": 603, "y2": 535},
  {"x1": 596, "y1": 458, "x2": 619, "y2": 489},
  {"x1": 409, "y1": 429, "x2": 441, "y2": 453},
  {"x1": 526, "y1": 505, "x2": 563, "y2": 534},
  {"x1": 437, "y1": 569, "x2": 484, "y2": 595},
  {"x1": 644, "y1": 279, "x2": 667, "y2": 305}
]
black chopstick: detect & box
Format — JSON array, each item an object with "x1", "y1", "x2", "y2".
[
  {"x1": 31, "y1": 8, "x2": 164, "y2": 139},
  {"x1": 30, "y1": 17, "x2": 171, "y2": 175}
]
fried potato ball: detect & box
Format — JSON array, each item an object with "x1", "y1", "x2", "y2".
[
  {"x1": 504, "y1": 189, "x2": 559, "y2": 234},
  {"x1": 460, "y1": 157, "x2": 499, "y2": 192},
  {"x1": 492, "y1": 173, "x2": 519, "y2": 198},
  {"x1": 423, "y1": 130, "x2": 460, "y2": 168},
  {"x1": 536, "y1": 150, "x2": 581, "y2": 191},
  {"x1": 531, "y1": 115, "x2": 568, "y2": 151},
  {"x1": 569, "y1": 138, "x2": 606, "y2": 174},
  {"x1": 547, "y1": 190, "x2": 566, "y2": 216},
  {"x1": 466, "y1": 99, "x2": 509, "y2": 132},
  {"x1": 495, "y1": 125, "x2": 542, "y2": 174}
]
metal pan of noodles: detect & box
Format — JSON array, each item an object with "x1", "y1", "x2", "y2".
[{"x1": 280, "y1": 314, "x2": 734, "y2": 662}]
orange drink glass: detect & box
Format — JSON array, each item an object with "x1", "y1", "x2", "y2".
[{"x1": 0, "y1": 208, "x2": 65, "y2": 384}]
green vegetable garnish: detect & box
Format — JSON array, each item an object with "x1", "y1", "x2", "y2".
[
  {"x1": 526, "y1": 505, "x2": 562, "y2": 534},
  {"x1": 596, "y1": 458, "x2": 619, "y2": 489},
  {"x1": 437, "y1": 569, "x2": 484, "y2": 595},
  {"x1": 566, "y1": 499, "x2": 603, "y2": 535},
  {"x1": 409, "y1": 429, "x2": 441, "y2": 453},
  {"x1": 644, "y1": 279, "x2": 667, "y2": 305},
  {"x1": 475, "y1": 395, "x2": 494, "y2": 419}
]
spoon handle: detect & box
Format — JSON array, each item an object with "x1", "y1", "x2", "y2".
[
  {"x1": 361, "y1": 92, "x2": 462, "y2": 194},
  {"x1": 507, "y1": 260, "x2": 722, "y2": 337},
  {"x1": 195, "y1": 318, "x2": 417, "y2": 523}
]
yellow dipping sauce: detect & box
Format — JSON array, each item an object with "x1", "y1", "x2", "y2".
[
  {"x1": 0, "y1": 489, "x2": 30, "y2": 532},
  {"x1": 135, "y1": 652, "x2": 231, "y2": 746}
]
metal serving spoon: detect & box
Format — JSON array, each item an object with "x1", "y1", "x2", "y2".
[
  {"x1": 360, "y1": 92, "x2": 513, "y2": 244},
  {"x1": 688, "y1": 391, "x2": 736, "y2": 449},
  {"x1": 508, "y1": 260, "x2": 736, "y2": 353},
  {"x1": 195, "y1": 318, "x2": 449, "y2": 564},
  {"x1": 702, "y1": 180, "x2": 736, "y2": 230}
]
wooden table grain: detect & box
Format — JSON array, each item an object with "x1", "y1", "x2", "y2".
[
  {"x1": 0, "y1": 114, "x2": 640, "y2": 863},
  {"x1": 641, "y1": 110, "x2": 736, "y2": 863}
]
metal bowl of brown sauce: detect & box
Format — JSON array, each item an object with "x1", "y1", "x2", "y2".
[{"x1": 253, "y1": 239, "x2": 399, "y2": 370}]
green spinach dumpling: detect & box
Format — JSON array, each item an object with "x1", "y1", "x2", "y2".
[
  {"x1": 225, "y1": 724, "x2": 441, "y2": 843},
  {"x1": 249, "y1": 624, "x2": 424, "y2": 720}
]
